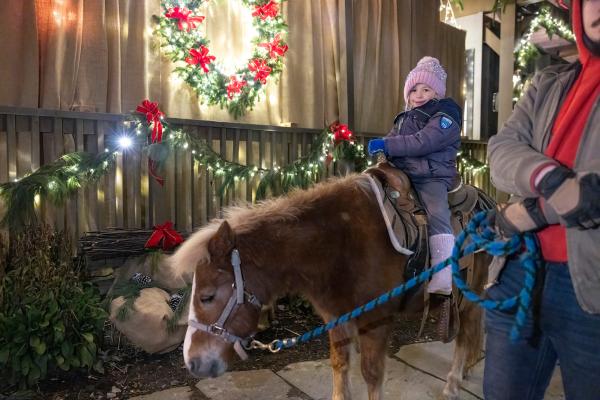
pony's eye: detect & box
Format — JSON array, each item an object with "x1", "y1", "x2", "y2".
[{"x1": 200, "y1": 295, "x2": 215, "y2": 304}]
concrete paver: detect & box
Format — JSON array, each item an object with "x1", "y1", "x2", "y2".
[
  {"x1": 195, "y1": 369, "x2": 304, "y2": 400},
  {"x1": 129, "y1": 386, "x2": 192, "y2": 400},
  {"x1": 139, "y1": 342, "x2": 567, "y2": 399},
  {"x1": 396, "y1": 341, "x2": 565, "y2": 399},
  {"x1": 277, "y1": 355, "x2": 480, "y2": 400},
  {"x1": 396, "y1": 341, "x2": 484, "y2": 397}
]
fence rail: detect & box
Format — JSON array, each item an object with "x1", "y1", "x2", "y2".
[
  {"x1": 458, "y1": 138, "x2": 495, "y2": 199},
  {"x1": 0, "y1": 106, "x2": 492, "y2": 243}
]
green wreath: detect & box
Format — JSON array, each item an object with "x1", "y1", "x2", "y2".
[{"x1": 155, "y1": 0, "x2": 288, "y2": 118}]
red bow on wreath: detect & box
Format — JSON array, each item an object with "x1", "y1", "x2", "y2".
[
  {"x1": 145, "y1": 221, "x2": 184, "y2": 251},
  {"x1": 136, "y1": 99, "x2": 165, "y2": 144},
  {"x1": 252, "y1": 0, "x2": 279, "y2": 20},
  {"x1": 329, "y1": 121, "x2": 353, "y2": 143},
  {"x1": 258, "y1": 34, "x2": 288, "y2": 59},
  {"x1": 248, "y1": 59, "x2": 272, "y2": 84},
  {"x1": 186, "y1": 46, "x2": 216, "y2": 73},
  {"x1": 226, "y1": 76, "x2": 248, "y2": 99},
  {"x1": 165, "y1": 7, "x2": 205, "y2": 31}
]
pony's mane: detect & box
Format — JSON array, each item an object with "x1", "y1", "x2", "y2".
[{"x1": 168, "y1": 174, "x2": 372, "y2": 280}]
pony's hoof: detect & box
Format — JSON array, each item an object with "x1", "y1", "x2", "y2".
[{"x1": 442, "y1": 385, "x2": 460, "y2": 400}]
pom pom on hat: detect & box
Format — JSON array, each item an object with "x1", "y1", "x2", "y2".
[{"x1": 403, "y1": 56, "x2": 447, "y2": 104}]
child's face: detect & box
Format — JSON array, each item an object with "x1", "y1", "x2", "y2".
[{"x1": 408, "y1": 83, "x2": 438, "y2": 108}]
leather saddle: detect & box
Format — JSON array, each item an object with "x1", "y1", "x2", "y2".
[
  {"x1": 365, "y1": 162, "x2": 482, "y2": 273},
  {"x1": 365, "y1": 162, "x2": 495, "y2": 342}
]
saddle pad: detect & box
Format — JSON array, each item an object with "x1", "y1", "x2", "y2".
[
  {"x1": 448, "y1": 183, "x2": 479, "y2": 214},
  {"x1": 366, "y1": 175, "x2": 414, "y2": 255}
]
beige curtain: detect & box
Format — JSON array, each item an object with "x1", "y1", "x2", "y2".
[
  {"x1": 0, "y1": 0, "x2": 465, "y2": 133},
  {"x1": 353, "y1": 0, "x2": 465, "y2": 133}
]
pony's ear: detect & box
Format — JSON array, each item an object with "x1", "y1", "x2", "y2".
[{"x1": 208, "y1": 221, "x2": 236, "y2": 257}]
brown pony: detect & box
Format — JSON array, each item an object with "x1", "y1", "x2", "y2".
[{"x1": 169, "y1": 173, "x2": 490, "y2": 400}]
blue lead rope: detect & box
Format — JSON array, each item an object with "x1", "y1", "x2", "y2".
[{"x1": 271, "y1": 210, "x2": 541, "y2": 351}]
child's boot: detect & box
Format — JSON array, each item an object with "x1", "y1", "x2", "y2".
[
  {"x1": 426, "y1": 233, "x2": 457, "y2": 342},
  {"x1": 427, "y1": 233, "x2": 455, "y2": 295}
]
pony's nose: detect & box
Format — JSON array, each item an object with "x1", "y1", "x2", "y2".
[
  {"x1": 188, "y1": 357, "x2": 204, "y2": 376},
  {"x1": 209, "y1": 360, "x2": 222, "y2": 377},
  {"x1": 188, "y1": 357, "x2": 225, "y2": 378}
]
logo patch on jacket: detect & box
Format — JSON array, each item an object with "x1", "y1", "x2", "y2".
[{"x1": 440, "y1": 116, "x2": 453, "y2": 129}]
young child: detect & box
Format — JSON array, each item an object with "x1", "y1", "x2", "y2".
[{"x1": 368, "y1": 56, "x2": 462, "y2": 297}]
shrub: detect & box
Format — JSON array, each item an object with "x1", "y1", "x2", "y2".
[{"x1": 0, "y1": 226, "x2": 107, "y2": 389}]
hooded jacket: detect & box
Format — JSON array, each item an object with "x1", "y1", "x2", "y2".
[
  {"x1": 384, "y1": 98, "x2": 462, "y2": 186},
  {"x1": 487, "y1": 0, "x2": 600, "y2": 313}
]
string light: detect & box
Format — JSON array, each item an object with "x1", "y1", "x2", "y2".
[
  {"x1": 440, "y1": 0, "x2": 460, "y2": 28},
  {"x1": 513, "y1": 7, "x2": 574, "y2": 101},
  {"x1": 117, "y1": 136, "x2": 134, "y2": 150}
]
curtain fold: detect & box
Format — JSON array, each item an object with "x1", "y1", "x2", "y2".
[
  {"x1": 0, "y1": 0, "x2": 465, "y2": 133},
  {"x1": 353, "y1": 0, "x2": 465, "y2": 133}
]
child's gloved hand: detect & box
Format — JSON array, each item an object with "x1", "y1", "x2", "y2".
[{"x1": 368, "y1": 139, "x2": 387, "y2": 156}]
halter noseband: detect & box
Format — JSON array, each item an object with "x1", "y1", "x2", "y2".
[{"x1": 187, "y1": 249, "x2": 262, "y2": 360}]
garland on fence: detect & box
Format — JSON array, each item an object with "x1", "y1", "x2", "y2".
[
  {"x1": 0, "y1": 100, "x2": 368, "y2": 231},
  {"x1": 135, "y1": 111, "x2": 369, "y2": 199},
  {"x1": 0, "y1": 152, "x2": 117, "y2": 230},
  {"x1": 513, "y1": 6, "x2": 574, "y2": 101},
  {"x1": 155, "y1": 0, "x2": 288, "y2": 118},
  {"x1": 457, "y1": 151, "x2": 488, "y2": 174}
]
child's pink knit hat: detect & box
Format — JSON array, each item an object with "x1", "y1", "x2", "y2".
[{"x1": 403, "y1": 56, "x2": 447, "y2": 103}]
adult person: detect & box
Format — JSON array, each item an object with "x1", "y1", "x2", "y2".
[{"x1": 485, "y1": 0, "x2": 600, "y2": 398}]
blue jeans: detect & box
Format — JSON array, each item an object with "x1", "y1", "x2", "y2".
[
  {"x1": 484, "y1": 259, "x2": 600, "y2": 399},
  {"x1": 412, "y1": 180, "x2": 452, "y2": 235}
]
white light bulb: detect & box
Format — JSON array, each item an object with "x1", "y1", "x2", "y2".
[{"x1": 118, "y1": 136, "x2": 133, "y2": 149}]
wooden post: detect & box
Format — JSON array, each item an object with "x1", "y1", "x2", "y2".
[
  {"x1": 497, "y1": 3, "x2": 516, "y2": 131},
  {"x1": 345, "y1": 0, "x2": 355, "y2": 129}
]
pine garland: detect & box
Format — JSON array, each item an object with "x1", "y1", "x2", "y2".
[
  {"x1": 131, "y1": 112, "x2": 367, "y2": 200},
  {"x1": 0, "y1": 105, "x2": 367, "y2": 232},
  {"x1": 0, "y1": 151, "x2": 116, "y2": 230}
]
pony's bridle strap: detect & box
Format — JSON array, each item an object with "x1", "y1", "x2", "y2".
[{"x1": 188, "y1": 249, "x2": 262, "y2": 360}]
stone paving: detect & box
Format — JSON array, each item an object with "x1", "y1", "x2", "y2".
[{"x1": 133, "y1": 341, "x2": 565, "y2": 400}]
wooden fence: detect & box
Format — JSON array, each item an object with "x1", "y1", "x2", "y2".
[
  {"x1": 458, "y1": 139, "x2": 496, "y2": 199},
  {"x1": 0, "y1": 106, "x2": 493, "y2": 243}
]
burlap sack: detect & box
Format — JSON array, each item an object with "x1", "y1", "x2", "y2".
[{"x1": 109, "y1": 287, "x2": 188, "y2": 354}]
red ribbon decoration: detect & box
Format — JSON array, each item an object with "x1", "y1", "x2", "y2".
[
  {"x1": 165, "y1": 7, "x2": 205, "y2": 31},
  {"x1": 148, "y1": 159, "x2": 164, "y2": 186},
  {"x1": 145, "y1": 221, "x2": 184, "y2": 251},
  {"x1": 248, "y1": 59, "x2": 272, "y2": 84},
  {"x1": 329, "y1": 121, "x2": 353, "y2": 143},
  {"x1": 324, "y1": 153, "x2": 334, "y2": 168},
  {"x1": 258, "y1": 34, "x2": 288, "y2": 59},
  {"x1": 252, "y1": 0, "x2": 279, "y2": 20},
  {"x1": 186, "y1": 46, "x2": 216, "y2": 73},
  {"x1": 136, "y1": 99, "x2": 165, "y2": 144},
  {"x1": 226, "y1": 76, "x2": 248, "y2": 99}
]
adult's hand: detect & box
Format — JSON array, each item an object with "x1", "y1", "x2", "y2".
[
  {"x1": 492, "y1": 198, "x2": 548, "y2": 237},
  {"x1": 537, "y1": 165, "x2": 600, "y2": 229}
]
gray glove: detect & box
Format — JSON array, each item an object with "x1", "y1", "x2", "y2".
[
  {"x1": 537, "y1": 166, "x2": 600, "y2": 229},
  {"x1": 493, "y1": 198, "x2": 548, "y2": 237}
]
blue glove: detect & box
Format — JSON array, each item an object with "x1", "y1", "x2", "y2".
[{"x1": 368, "y1": 139, "x2": 386, "y2": 156}]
